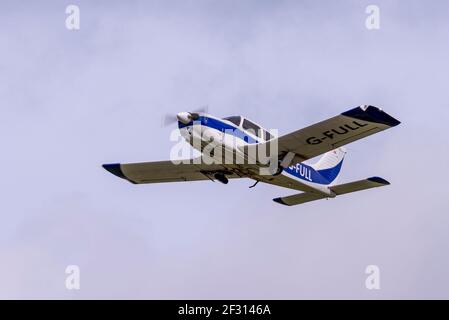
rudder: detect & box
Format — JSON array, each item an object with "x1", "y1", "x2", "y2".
[{"x1": 312, "y1": 147, "x2": 346, "y2": 184}]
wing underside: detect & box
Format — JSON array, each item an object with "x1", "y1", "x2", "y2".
[
  {"x1": 243, "y1": 105, "x2": 400, "y2": 165},
  {"x1": 103, "y1": 159, "x2": 260, "y2": 184}
]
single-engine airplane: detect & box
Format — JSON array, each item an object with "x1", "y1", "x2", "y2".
[{"x1": 103, "y1": 105, "x2": 400, "y2": 206}]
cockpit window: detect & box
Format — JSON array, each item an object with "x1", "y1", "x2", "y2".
[
  {"x1": 264, "y1": 130, "x2": 274, "y2": 141},
  {"x1": 223, "y1": 116, "x2": 241, "y2": 127},
  {"x1": 224, "y1": 116, "x2": 273, "y2": 141},
  {"x1": 242, "y1": 119, "x2": 261, "y2": 135},
  {"x1": 242, "y1": 119, "x2": 274, "y2": 141}
]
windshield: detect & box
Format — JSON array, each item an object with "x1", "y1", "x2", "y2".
[
  {"x1": 264, "y1": 130, "x2": 274, "y2": 141},
  {"x1": 242, "y1": 119, "x2": 274, "y2": 140},
  {"x1": 223, "y1": 116, "x2": 241, "y2": 126}
]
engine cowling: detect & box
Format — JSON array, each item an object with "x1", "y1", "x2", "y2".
[
  {"x1": 176, "y1": 112, "x2": 192, "y2": 124},
  {"x1": 176, "y1": 112, "x2": 201, "y2": 124}
]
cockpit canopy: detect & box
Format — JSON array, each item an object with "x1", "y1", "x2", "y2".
[
  {"x1": 223, "y1": 116, "x2": 274, "y2": 141},
  {"x1": 223, "y1": 116, "x2": 241, "y2": 127}
]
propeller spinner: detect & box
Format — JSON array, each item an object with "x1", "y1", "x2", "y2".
[{"x1": 161, "y1": 106, "x2": 208, "y2": 127}]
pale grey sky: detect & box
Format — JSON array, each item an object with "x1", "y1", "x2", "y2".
[{"x1": 1, "y1": 0, "x2": 449, "y2": 299}]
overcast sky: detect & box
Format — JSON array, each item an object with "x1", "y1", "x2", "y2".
[{"x1": 1, "y1": 0, "x2": 449, "y2": 299}]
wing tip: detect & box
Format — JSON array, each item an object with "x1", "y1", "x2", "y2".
[
  {"x1": 367, "y1": 176, "x2": 391, "y2": 185},
  {"x1": 273, "y1": 197, "x2": 290, "y2": 206},
  {"x1": 102, "y1": 163, "x2": 137, "y2": 184},
  {"x1": 342, "y1": 105, "x2": 401, "y2": 127},
  {"x1": 102, "y1": 163, "x2": 125, "y2": 178}
]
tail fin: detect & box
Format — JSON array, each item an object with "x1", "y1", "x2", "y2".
[{"x1": 312, "y1": 147, "x2": 346, "y2": 185}]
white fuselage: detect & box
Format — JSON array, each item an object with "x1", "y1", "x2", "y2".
[{"x1": 177, "y1": 112, "x2": 335, "y2": 196}]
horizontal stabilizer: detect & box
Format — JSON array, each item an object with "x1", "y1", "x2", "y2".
[
  {"x1": 331, "y1": 176, "x2": 390, "y2": 195},
  {"x1": 273, "y1": 176, "x2": 390, "y2": 206},
  {"x1": 273, "y1": 192, "x2": 326, "y2": 206}
]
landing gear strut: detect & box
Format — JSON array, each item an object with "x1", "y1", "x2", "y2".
[{"x1": 273, "y1": 165, "x2": 284, "y2": 176}]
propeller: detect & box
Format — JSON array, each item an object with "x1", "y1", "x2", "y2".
[
  {"x1": 162, "y1": 114, "x2": 178, "y2": 127},
  {"x1": 161, "y1": 105, "x2": 209, "y2": 127},
  {"x1": 192, "y1": 105, "x2": 209, "y2": 114}
]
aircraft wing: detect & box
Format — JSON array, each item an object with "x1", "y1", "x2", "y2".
[
  {"x1": 245, "y1": 105, "x2": 400, "y2": 165},
  {"x1": 102, "y1": 159, "x2": 255, "y2": 184}
]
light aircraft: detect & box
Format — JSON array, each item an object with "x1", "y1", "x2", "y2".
[{"x1": 103, "y1": 105, "x2": 400, "y2": 206}]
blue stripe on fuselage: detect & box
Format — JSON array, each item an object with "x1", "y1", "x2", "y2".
[
  {"x1": 284, "y1": 163, "x2": 330, "y2": 185},
  {"x1": 178, "y1": 116, "x2": 259, "y2": 144},
  {"x1": 284, "y1": 158, "x2": 344, "y2": 185}
]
